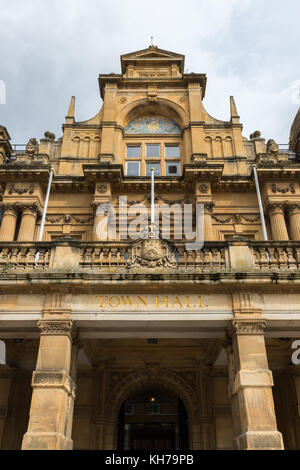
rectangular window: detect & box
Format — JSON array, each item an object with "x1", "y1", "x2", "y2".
[
  {"x1": 126, "y1": 161, "x2": 140, "y2": 176},
  {"x1": 146, "y1": 162, "x2": 161, "y2": 177},
  {"x1": 165, "y1": 144, "x2": 180, "y2": 158},
  {"x1": 146, "y1": 144, "x2": 160, "y2": 158},
  {"x1": 126, "y1": 145, "x2": 141, "y2": 158},
  {"x1": 148, "y1": 403, "x2": 160, "y2": 415},
  {"x1": 165, "y1": 161, "x2": 180, "y2": 176}
]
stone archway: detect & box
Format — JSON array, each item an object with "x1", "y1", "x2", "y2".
[{"x1": 103, "y1": 367, "x2": 201, "y2": 450}]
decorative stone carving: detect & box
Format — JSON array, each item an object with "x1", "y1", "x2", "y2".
[
  {"x1": 44, "y1": 131, "x2": 55, "y2": 141},
  {"x1": 25, "y1": 138, "x2": 39, "y2": 155},
  {"x1": 268, "y1": 202, "x2": 285, "y2": 214},
  {"x1": 271, "y1": 183, "x2": 296, "y2": 194},
  {"x1": 256, "y1": 153, "x2": 278, "y2": 165},
  {"x1": 231, "y1": 319, "x2": 267, "y2": 335},
  {"x1": 147, "y1": 86, "x2": 158, "y2": 103},
  {"x1": 127, "y1": 230, "x2": 177, "y2": 269},
  {"x1": 0, "y1": 201, "x2": 41, "y2": 215},
  {"x1": 8, "y1": 183, "x2": 35, "y2": 195},
  {"x1": 203, "y1": 202, "x2": 214, "y2": 214},
  {"x1": 288, "y1": 203, "x2": 300, "y2": 214},
  {"x1": 97, "y1": 184, "x2": 108, "y2": 194},
  {"x1": 198, "y1": 184, "x2": 209, "y2": 193},
  {"x1": 46, "y1": 214, "x2": 93, "y2": 224},
  {"x1": 250, "y1": 130, "x2": 261, "y2": 139},
  {"x1": 37, "y1": 320, "x2": 74, "y2": 338},
  {"x1": 266, "y1": 139, "x2": 279, "y2": 155}
]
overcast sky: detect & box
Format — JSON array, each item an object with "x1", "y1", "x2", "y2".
[{"x1": 0, "y1": 0, "x2": 299, "y2": 146}]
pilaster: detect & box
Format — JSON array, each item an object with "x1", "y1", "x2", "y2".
[
  {"x1": 22, "y1": 319, "x2": 77, "y2": 450},
  {"x1": 225, "y1": 319, "x2": 284, "y2": 450}
]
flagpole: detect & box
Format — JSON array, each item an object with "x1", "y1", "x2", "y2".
[
  {"x1": 253, "y1": 165, "x2": 268, "y2": 241},
  {"x1": 151, "y1": 167, "x2": 155, "y2": 226}
]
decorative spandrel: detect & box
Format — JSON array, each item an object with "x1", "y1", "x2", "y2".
[{"x1": 125, "y1": 115, "x2": 180, "y2": 135}]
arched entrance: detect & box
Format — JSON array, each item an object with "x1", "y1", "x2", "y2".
[{"x1": 117, "y1": 389, "x2": 189, "y2": 450}]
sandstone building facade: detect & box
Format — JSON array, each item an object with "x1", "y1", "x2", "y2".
[{"x1": 0, "y1": 46, "x2": 300, "y2": 450}]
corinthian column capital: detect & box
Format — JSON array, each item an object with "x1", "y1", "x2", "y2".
[
  {"x1": 37, "y1": 320, "x2": 75, "y2": 339},
  {"x1": 228, "y1": 319, "x2": 267, "y2": 336}
]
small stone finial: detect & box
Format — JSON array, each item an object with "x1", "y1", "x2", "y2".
[
  {"x1": 230, "y1": 96, "x2": 240, "y2": 123},
  {"x1": 250, "y1": 130, "x2": 261, "y2": 140},
  {"x1": 65, "y1": 96, "x2": 75, "y2": 123},
  {"x1": 44, "y1": 131, "x2": 55, "y2": 141}
]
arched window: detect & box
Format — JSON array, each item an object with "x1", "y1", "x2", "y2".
[{"x1": 124, "y1": 115, "x2": 181, "y2": 177}]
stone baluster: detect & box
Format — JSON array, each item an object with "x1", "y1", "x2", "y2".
[
  {"x1": 17, "y1": 205, "x2": 39, "y2": 241},
  {"x1": 288, "y1": 204, "x2": 300, "y2": 241},
  {"x1": 268, "y1": 203, "x2": 289, "y2": 240},
  {"x1": 0, "y1": 205, "x2": 18, "y2": 241},
  {"x1": 225, "y1": 319, "x2": 284, "y2": 450}
]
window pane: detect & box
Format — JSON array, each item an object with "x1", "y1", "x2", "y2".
[
  {"x1": 165, "y1": 145, "x2": 180, "y2": 158},
  {"x1": 146, "y1": 144, "x2": 160, "y2": 158},
  {"x1": 126, "y1": 145, "x2": 141, "y2": 158},
  {"x1": 146, "y1": 162, "x2": 161, "y2": 177},
  {"x1": 166, "y1": 161, "x2": 180, "y2": 176},
  {"x1": 126, "y1": 161, "x2": 140, "y2": 176}
]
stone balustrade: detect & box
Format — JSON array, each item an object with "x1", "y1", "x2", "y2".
[{"x1": 0, "y1": 240, "x2": 300, "y2": 274}]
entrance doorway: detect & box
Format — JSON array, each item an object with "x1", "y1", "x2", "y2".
[{"x1": 117, "y1": 389, "x2": 189, "y2": 450}]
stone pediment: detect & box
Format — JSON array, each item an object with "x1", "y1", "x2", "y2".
[{"x1": 121, "y1": 46, "x2": 185, "y2": 74}]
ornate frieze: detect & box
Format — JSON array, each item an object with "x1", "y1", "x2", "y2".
[
  {"x1": 212, "y1": 214, "x2": 261, "y2": 224},
  {"x1": 8, "y1": 183, "x2": 35, "y2": 195},
  {"x1": 271, "y1": 183, "x2": 296, "y2": 194},
  {"x1": 46, "y1": 214, "x2": 93, "y2": 224}
]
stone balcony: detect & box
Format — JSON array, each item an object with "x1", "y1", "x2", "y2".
[{"x1": 0, "y1": 238, "x2": 300, "y2": 286}]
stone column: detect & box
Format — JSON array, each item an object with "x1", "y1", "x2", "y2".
[
  {"x1": 17, "y1": 205, "x2": 38, "y2": 241},
  {"x1": 225, "y1": 319, "x2": 283, "y2": 450},
  {"x1": 268, "y1": 203, "x2": 289, "y2": 240},
  {"x1": 288, "y1": 204, "x2": 300, "y2": 241},
  {"x1": 22, "y1": 320, "x2": 77, "y2": 450},
  {"x1": 0, "y1": 206, "x2": 18, "y2": 241}
]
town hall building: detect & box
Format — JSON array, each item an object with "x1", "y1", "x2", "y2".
[{"x1": 0, "y1": 46, "x2": 300, "y2": 450}]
